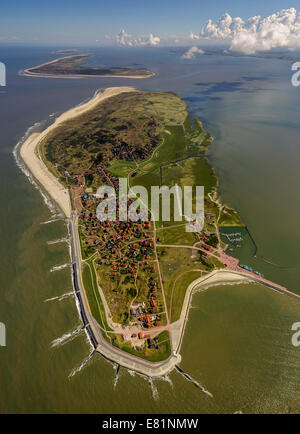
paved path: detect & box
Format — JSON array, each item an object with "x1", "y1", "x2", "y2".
[
  {"x1": 158, "y1": 243, "x2": 300, "y2": 300},
  {"x1": 69, "y1": 213, "x2": 181, "y2": 377},
  {"x1": 69, "y1": 222, "x2": 300, "y2": 377}
]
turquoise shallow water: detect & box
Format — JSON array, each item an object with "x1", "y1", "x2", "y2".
[{"x1": 0, "y1": 46, "x2": 299, "y2": 413}]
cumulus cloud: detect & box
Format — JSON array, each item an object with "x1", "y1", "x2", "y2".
[
  {"x1": 199, "y1": 8, "x2": 300, "y2": 54},
  {"x1": 145, "y1": 33, "x2": 160, "y2": 46},
  {"x1": 201, "y1": 12, "x2": 234, "y2": 39},
  {"x1": 116, "y1": 29, "x2": 134, "y2": 46},
  {"x1": 181, "y1": 46, "x2": 205, "y2": 59},
  {"x1": 116, "y1": 29, "x2": 160, "y2": 47},
  {"x1": 189, "y1": 32, "x2": 200, "y2": 40}
]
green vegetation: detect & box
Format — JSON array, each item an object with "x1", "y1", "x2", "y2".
[
  {"x1": 26, "y1": 54, "x2": 153, "y2": 78},
  {"x1": 43, "y1": 89, "x2": 243, "y2": 361},
  {"x1": 218, "y1": 205, "x2": 243, "y2": 227},
  {"x1": 157, "y1": 246, "x2": 225, "y2": 322},
  {"x1": 41, "y1": 91, "x2": 187, "y2": 189},
  {"x1": 112, "y1": 331, "x2": 171, "y2": 362},
  {"x1": 95, "y1": 263, "x2": 136, "y2": 324},
  {"x1": 81, "y1": 259, "x2": 113, "y2": 342}
]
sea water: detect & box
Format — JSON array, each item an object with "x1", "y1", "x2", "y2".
[{"x1": 0, "y1": 45, "x2": 299, "y2": 413}]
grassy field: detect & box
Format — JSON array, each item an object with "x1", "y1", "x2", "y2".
[
  {"x1": 81, "y1": 259, "x2": 113, "y2": 341},
  {"x1": 42, "y1": 92, "x2": 187, "y2": 186},
  {"x1": 112, "y1": 331, "x2": 171, "y2": 362},
  {"x1": 157, "y1": 246, "x2": 225, "y2": 322},
  {"x1": 95, "y1": 263, "x2": 135, "y2": 324}
]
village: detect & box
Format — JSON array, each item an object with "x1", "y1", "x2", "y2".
[
  {"x1": 41, "y1": 89, "x2": 246, "y2": 358},
  {"x1": 76, "y1": 164, "x2": 168, "y2": 351}
]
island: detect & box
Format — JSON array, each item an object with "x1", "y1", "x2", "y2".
[
  {"x1": 20, "y1": 86, "x2": 299, "y2": 377},
  {"x1": 54, "y1": 49, "x2": 83, "y2": 55},
  {"x1": 24, "y1": 54, "x2": 154, "y2": 79}
]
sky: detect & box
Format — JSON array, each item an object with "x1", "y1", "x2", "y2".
[{"x1": 1, "y1": 0, "x2": 300, "y2": 53}]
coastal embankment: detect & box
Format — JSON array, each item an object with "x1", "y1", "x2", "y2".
[
  {"x1": 69, "y1": 213, "x2": 181, "y2": 377},
  {"x1": 170, "y1": 267, "x2": 300, "y2": 356},
  {"x1": 170, "y1": 270, "x2": 251, "y2": 354},
  {"x1": 19, "y1": 86, "x2": 182, "y2": 377},
  {"x1": 19, "y1": 86, "x2": 298, "y2": 378}
]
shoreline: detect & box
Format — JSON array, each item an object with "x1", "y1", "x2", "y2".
[
  {"x1": 18, "y1": 86, "x2": 234, "y2": 376},
  {"x1": 23, "y1": 55, "x2": 155, "y2": 79},
  {"x1": 18, "y1": 86, "x2": 297, "y2": 377},
  {"x1": 170, "y1": 267, "x2": 300, "y2": 356},
  {"x1": 18, "y1": 85, "x2": 183, "y2": 376},
  {"x1": 170, "y1": 270, "x2": 251, "y2": 354},
  {"x1": 20, "y1": 87, "x2": 137, "y2": 218},
  {"x1": 23, "y1": 70, "x2": 155, "y2": 79}
]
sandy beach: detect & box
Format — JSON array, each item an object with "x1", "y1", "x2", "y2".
[
  {"x1": 18, "y1": 85, "x2": 297, "y2": 377},
  {"x1": 23, "y1": 56, "x2": 154, "y2": 79},
  {"x1": 23, "y1": 70, "x2": 155, "y2": 79},
  {"x1": 20, "y1": 86, "x2": 137, "y2": 218}
]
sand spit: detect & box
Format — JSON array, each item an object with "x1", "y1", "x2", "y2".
[{"x1": 23, "y1": 57, "x2": 154, "y2": 79}]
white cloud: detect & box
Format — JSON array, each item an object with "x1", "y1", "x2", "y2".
[
  {"x1": 0, "y1": 35, "x2": 20, "y2": 41},
  {"x1": 199, "y1": 8, "x2": 300, "y2": 54},
  {"x1": 181, "y1": 46, "x2": 205, "y2": 59},
  {"x1": 201, "y1": 13, "x2": 233, "y2": 39},
  {"x1": 145, "y1": 33, "x2": 160, "y2": 46},
  {"x1": 189, "y1": 32, "x2": 200, "y2": 40},
  {"x1": 116, "y1": 29, "x2": 134, "y2": 46},
  {"x1": 116, "y1": 29, "x2": 160, "y2": 47}
]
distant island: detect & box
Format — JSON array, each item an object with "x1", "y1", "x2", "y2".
[
  {"x1": 54, "y1": 49, "x2": 83, "y2": 54},
  {"x1": 24, "y1": 54, "x2": 154, "y2": 79}
]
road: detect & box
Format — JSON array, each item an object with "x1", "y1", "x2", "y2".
[
  {"x1": 69, "y1": 219, "x2": 300, "y2": 376},
  {"x1": 157, "y1": 243, "x2": 300, "y2": 300},
  {"x1": 69, "y1": 212, "x2": 180, "y2": 377}
]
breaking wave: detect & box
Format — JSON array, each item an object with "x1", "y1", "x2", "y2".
[
  {"x1": 45, "y1": 291, "x2": 74, "y2": 303},
  {"x1": 50, "y1": 263, "x2": 71, "y2": 272},
  {"x1": 41, "y1": 218, "x2": 63, "y2": 225},
  {"x1": 113, "y1": 364, "x2": 120, "y2": 389},
  {"x1": 51, "y1": 326, "x2": 84, "y2": 348},
  {"x1": 148, "y1": 377, "x2": 159, "y2": 400},
  {"x1": 13, "y1": 88, "x2": 103, "y2": 220},
  {"x1": 12, "y1": 120, "x2": 62, "y2": 218},
  {"x1": 68, "y1": 350, "x2": 95, "y2": 378},
  {"x1": 157, "y1": 374, "x2": 173, "y2": 388},
  {"x1": 47, "y1": 237, "x2": 69, "y2": 245}
]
